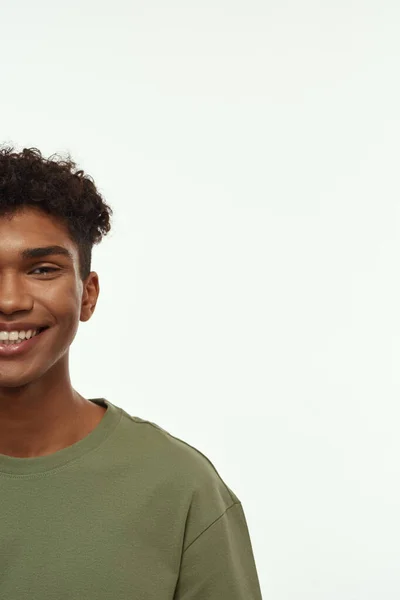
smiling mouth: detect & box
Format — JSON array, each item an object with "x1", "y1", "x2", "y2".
[{"x1": 0, "y1": 326, "x2": 49, "y2": 345}]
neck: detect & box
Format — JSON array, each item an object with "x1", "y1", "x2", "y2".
[{"x1": 0, "y1": 362, "x2": 105, "y2": 457}]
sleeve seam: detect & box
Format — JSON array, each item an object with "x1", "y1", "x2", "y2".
[{"x1": 182, "y1": 501, "x2": 241, "y2": 555}]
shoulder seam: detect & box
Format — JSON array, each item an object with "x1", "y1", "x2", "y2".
[
  {"x1": 182, "y1": 501, "x2": 241, "y2": 555},
  {"x1": 122, "y1": 415, "x2": 239, "y2": 506}
]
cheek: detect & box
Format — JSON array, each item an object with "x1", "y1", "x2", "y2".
[
  {"x1": 40, "y1": 287, "x2": 82, "y2": 338},
  {"x1": 45, "y1": 319, "x2": 80, "y2": 360},
  {"x1": 41, "y1": 282, "x2": 80, "y2": 311}
]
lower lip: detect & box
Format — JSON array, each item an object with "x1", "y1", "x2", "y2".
[{"x1": 0, "y1": 328, "x2": 49, "y2": 358}]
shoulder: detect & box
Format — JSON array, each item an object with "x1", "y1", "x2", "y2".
[{"x1": 118, "y1": 409, "x2": 240, "y2": 505}]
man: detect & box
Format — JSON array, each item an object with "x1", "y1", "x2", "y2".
[{"x1": 0, "y1": 146, "x2": 263, "y2": 599}]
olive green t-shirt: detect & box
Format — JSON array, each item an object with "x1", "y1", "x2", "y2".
[{"x1": 0, "y1": 398, "x2": 263, "y2": 599}]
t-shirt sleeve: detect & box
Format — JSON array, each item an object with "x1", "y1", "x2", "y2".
[{"x1": 173, "y1": 502, "x2": 263, "y2": 599}]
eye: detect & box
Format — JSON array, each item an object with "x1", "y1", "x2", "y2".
[{"x1": 31, "y1": 267, "x2": 60, "y2": 275}]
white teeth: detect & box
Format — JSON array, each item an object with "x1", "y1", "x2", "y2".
[{"x1": 0, "y1": 329, "x2": 39, "y2": 343}]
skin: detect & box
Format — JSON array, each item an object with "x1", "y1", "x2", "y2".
[{"x1": 0, "y1": 206, "x2": 106, "y2": 458}]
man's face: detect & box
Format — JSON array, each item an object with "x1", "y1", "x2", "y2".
[{"x1": 0, "y1": 207, "x2": 99, "y2": 387}]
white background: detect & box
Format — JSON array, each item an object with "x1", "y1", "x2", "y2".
[{"x1": 1, "y1": 1, "x2": 400, "y2": 597}]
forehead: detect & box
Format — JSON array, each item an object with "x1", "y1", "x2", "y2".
[{"x1": 0, "y1": 208, "x2": 76, "y2": 261}]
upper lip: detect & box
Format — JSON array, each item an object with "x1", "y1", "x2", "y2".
[{"x1": 0, "y1": 323, "x2": 49, "y2": 332}]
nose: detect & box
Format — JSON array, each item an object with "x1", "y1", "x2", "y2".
[{"x1": 0, "y1": 272, "x2": 34, "y2": 315}]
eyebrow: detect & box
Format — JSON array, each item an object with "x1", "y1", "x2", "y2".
[{"x1": 21, "y1": 245, "x2": 74, "y2": 261}]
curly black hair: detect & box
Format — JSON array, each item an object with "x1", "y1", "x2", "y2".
[{"x1": 0, "y1": 145, "x2": 113, "y2": 281}]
